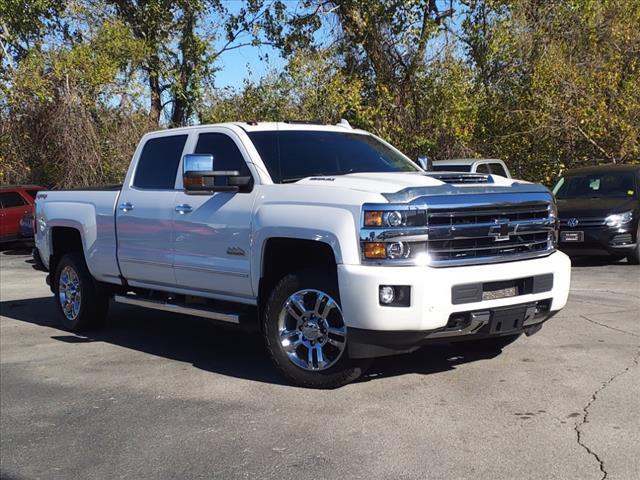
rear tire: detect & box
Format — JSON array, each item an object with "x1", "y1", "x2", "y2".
[
  {"x1": 263, "y1": 270, "x2": 369, "y2": 388},
  {"x1": 460, "y1": 334, "x2": 521, "y2": 352},
  {"x1": 54, "y1": 252, "x2": 109, "y2": 332}
]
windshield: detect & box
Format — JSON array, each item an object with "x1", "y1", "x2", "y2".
[
  {"x1": 553, "y1": 171, "x2": 637, "y2": 199},
  {"x1": 247, "y1": 130, "x2": 419, "y2": 183}
]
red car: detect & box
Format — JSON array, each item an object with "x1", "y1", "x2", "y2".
[{"x1": 0, "y1": 185, "x2": 45, "y2": 243}]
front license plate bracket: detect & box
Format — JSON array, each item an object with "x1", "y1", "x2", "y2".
[{"x1": 489, "y1": 306, "x2": 533, "y2": 334}]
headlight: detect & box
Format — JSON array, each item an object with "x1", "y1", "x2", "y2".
[
  {"x1": 363, "y1": 209, "x2": 426, "y2": 227},
  {"x1": 605, "y1": 211, "x2": 633, "y2": 227}
]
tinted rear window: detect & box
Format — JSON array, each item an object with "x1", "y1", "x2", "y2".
[
  {"x1": 0, "y1": 192, "x2": 28, "y2": 208},
  {"x1": 133, "y1": 135, "x2": 188, "y2": 189},
  {"x1": 247, "y1": 131, "x2": 417, "y2": 183},
  {"x1": 25, "y1": 189, "x2": 40, "y2": 199}
]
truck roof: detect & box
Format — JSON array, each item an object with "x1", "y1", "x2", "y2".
[
  {"x1": 432, "y1": 158, "x2": 502, "y2": 165},
  {"x1": 562, "y1": 163, "x2": 640, "y2": 176},
  {"x1": 144, "y1": 121, "x2": 366, "y2": 136}
]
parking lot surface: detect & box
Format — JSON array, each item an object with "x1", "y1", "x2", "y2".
[{"x1": 1, "y1": 247, "x2": 639, "y2": 480}]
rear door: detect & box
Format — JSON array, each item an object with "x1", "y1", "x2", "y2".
[
  {"x1": 116, "y1": 133, "x2": 188, "y2": 287},
  {"x1": 172, "y1": 128, "x2": 256, "y2": 298},
  {"x1": 0, "y1": 191, "x2": 30, "y2": 238}
]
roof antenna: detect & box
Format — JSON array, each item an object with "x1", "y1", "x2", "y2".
[{"x1": 336, "y1": 119, "x2": 352, "y2": 129}]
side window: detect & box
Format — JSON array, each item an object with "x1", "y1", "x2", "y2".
[
  {"x1": 25, "y1": 189, "x2": 40, "y2": 200},
  {"x1": 0, "y1": 192, "x2": 28, "y2": 208},
  {"x1": 194, "y1": 133, "x2": 251, "y2": 187},
  {"x1": 475, "y1": 163, "x2": 490, "y2": 174},
  {"x1": 489, "y1": 163, "x2": 508, "y2": 177},
  {"x1": 133, "y1": 135, "x2": 188, "y2": 189}
]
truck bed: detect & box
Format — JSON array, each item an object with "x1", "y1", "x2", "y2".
[{"x1": 35, "y1": 188, "x2": 123, "y2": 283}]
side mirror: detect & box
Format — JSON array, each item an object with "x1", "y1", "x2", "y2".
[
  {"x1": 182, "y1": 154, "x2": 252, "y2": 194},
  {"x1": 417, "y1": 155, "x2": 431, "y2": 171}
]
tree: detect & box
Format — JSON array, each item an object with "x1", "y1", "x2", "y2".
[{"x1": 109, "y1": 0, "x2": 288, "y2": 126}]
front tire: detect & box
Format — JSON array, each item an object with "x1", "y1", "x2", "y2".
[
  {"x1": 54, "y1": 252, "x2": 109, "y2": 332},
  {"x1": 263, "y1": 270, "x2": 368, "y2": 388}
]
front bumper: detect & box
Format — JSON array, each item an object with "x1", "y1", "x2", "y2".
[
  {"x1": 558, "y1": 224, "x2": 637, "y2": 256},
  {"x1": 337, "y1": 251, "x2": 571, "y2": 356},
  {"x1": 348, "y1": 300, "x2": 557, "y2": 358}
]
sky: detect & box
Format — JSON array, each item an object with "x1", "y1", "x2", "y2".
[
  {"x1": 214, "y1": 43, "x2": 286, "y2": 89},
  {"x1": 210, "y1": 0, "x2": 336, "y2": 90}
]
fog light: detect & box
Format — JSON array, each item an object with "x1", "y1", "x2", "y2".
[{"x1": 379, "y1": 286, "x2": 395, "y2": 304}]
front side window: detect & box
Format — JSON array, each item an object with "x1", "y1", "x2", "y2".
[
  {"x1": 489, "y1": 163, "x2": 508, "y2": 177},
  {"x1": 133, "y1": 135, "x2": 188, "y2": 189},
  {"x1": 553, "y1": 172, "x2": 637, "y2": 199},
  {"x1": 0, "y1": 192, "x2": 28, "y2": 208},
  {"x1": 194, "y1": 133, "x2": 251, "y2": 187},
  {"x1": 247, "y1": 131, "x2": 419, "y2": 183},
  {"x1": 25, "y1": 189, "x2": 40, "y2": 200},
  {"x1": 475, "y1": 163, "x2": 490, "y2": 174}
]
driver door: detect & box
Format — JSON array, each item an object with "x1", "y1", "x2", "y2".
[{"x1": 172, "y1": 129, "x2": 256, "y2": 299}]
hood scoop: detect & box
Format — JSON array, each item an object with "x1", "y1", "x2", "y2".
[{"x1": 425, "y1": 172, "x2": 494, "y2": 184}]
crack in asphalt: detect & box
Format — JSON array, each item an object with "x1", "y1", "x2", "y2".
[
  {"x1": 574, "y1": 347, "x2": 640, "y2": 480},
  {"x1": 580, "y1": 314, "x2": 640, "y2": 338}
]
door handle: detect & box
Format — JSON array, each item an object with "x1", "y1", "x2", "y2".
[
  {"x1": 175, "y1": 204, "x2": 193, "y2": 214},
  {"x1": 119, "y1": 202, "x2": 134, "y2": 212}
]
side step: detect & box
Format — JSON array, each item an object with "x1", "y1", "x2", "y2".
[{"x1": 113, "y1": 294, "x2": 240, "y2": 324}]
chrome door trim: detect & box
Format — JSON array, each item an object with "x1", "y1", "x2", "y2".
[{"x1": 118, "y1": 257, "x2": 173, "y2": 268}]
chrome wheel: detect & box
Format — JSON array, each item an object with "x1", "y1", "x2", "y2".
[
  {"x1": 58, "y1": 265, "x2": 82, "y2": 321},
  {"x1": 277, "y1": 289, "x2": 346, "y2": 371}
]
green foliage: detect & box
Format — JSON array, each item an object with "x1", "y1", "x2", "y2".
[{"x1": 1, "y1": 0, "x2": 639, "y2": 188}]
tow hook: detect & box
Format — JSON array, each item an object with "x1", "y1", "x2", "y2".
[{"x1": 524, "y1": 323, "x2": 543, "y2": 336}]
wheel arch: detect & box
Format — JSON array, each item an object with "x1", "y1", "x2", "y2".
[
  {"x1": 49, "y1": 225, "x2": 86, "y2": 279},
  {"x1": 257, "y1": 237, "x2": 338, "y2": 308}
]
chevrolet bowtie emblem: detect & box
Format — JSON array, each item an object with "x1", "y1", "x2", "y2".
[{"x1": 489, "y1": 219, "x2": 511, "y2": 242}]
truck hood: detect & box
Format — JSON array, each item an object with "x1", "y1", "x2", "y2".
[{"x1": 294, "y1": 171, "x2": 519, "y2": 195}]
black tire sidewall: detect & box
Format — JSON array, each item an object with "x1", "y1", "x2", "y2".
[
  {"x1": 54, "y1": 252, "x2": 107, "y2": 332},
  {"x1": 263, "y1": 270, "x2": 366, "y2": 389}
]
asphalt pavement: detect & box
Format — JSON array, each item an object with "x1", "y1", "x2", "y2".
[{"x1": 1, "y1": 246, "x2": 639, "y2": 480}]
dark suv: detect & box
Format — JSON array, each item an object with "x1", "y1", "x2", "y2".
[{"x1": 553, "y1": 164, "x2": 640, "y2": 264}]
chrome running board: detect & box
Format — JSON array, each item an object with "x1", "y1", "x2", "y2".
[{"x1": 114, "y1": 294, "x2": 240, "y2": 324}]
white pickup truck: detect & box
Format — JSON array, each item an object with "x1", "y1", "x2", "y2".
[{"x1": 34, "y1": 122, "x2": 571, "y2": 388}]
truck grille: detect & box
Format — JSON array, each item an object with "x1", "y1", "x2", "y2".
[{"x1": 426, "y1": 203, "x2": 555, "y2": 266}]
